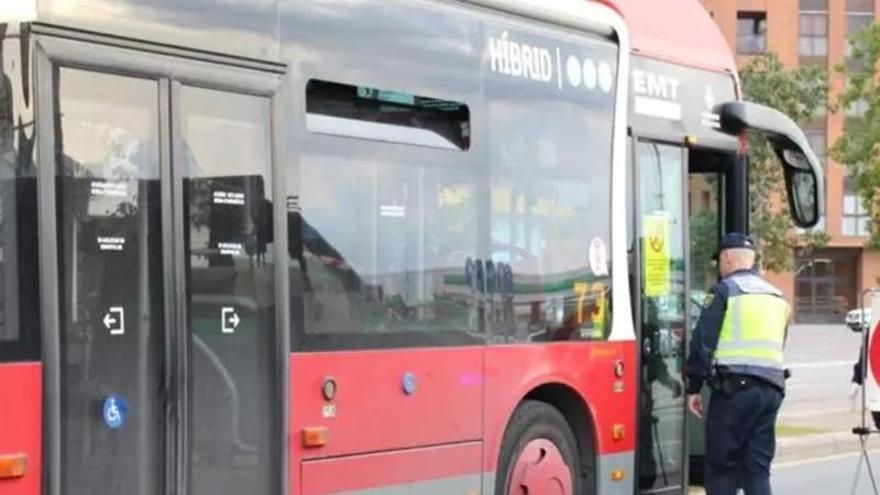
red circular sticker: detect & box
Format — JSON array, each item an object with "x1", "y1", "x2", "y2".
[{"x1": 869, "y1": 321, "x2": 880, "y2": 385}]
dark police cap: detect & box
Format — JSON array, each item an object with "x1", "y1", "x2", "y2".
[
  {"x1": 719, "y1": 232, "x2": 756, "y2": 251},
  {"x1": 712, "y1": 233, "x2": 755, "y2": 261}
]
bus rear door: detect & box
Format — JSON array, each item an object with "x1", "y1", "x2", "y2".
[{"x1": 35, "y1": 32, "x2": 285, "y2": 495}]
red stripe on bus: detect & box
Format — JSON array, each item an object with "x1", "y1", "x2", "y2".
[
  {"x1": 300, "y1": 441, "x2": 481, "y2": 494},
  {"x1": 290, "y1": 348, "x2": 483, "y2": 460},
  {"x1": 0, "y1": 362, "x2": 42, "y2": 495},
  {"x1": 288, "y1": 341, "x2": 635, "y2": 493}
]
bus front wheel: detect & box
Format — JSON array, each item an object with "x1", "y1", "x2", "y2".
[{"x1": 496, "y1": 400, "x2": 581, "y2": 495}]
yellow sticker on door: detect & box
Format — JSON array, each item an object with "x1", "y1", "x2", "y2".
[{"x1": 643, "y1": 214, "x2": 671, "y2": 297}]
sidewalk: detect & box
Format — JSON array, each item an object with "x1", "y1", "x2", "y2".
[{"x1": 775, "y1": 403, "x2": 873, "y2": 463}]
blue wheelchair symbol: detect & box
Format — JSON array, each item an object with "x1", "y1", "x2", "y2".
[{"x1": 102, "y1": 395, "x2": 128, "y2": 429}]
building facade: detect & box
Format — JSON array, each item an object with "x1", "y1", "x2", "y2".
[{"x1": 702, "y1": 0, "x2": 880, "y2": 322}]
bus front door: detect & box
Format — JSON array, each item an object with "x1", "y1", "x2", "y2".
[{"x1": 636, "y1": 140, "x2": 689, "y2": 494}]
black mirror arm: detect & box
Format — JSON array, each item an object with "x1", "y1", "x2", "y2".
[{"x1": 716, "y1": 101, "x2": 825, "y2": 228}]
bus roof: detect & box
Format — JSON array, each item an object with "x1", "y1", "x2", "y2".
[{"x1": 608, "y1": 0, "x2": 736, "y2": 75}]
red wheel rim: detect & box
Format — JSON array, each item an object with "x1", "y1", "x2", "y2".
[{"x1": 507, "y1": 438, "x2": 573, "y2": 495}]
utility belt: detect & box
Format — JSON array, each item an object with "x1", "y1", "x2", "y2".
[{"x1": 708, "y1": 372, "x2": 767, "y2": 395}]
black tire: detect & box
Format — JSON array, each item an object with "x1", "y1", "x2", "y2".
[{"x1": 496, "y1": 400, "x2": 582, "y2": 495}]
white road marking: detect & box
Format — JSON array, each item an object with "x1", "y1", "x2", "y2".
[
  {"x1": 779, "y1": 407, "x2": 854, "y2": 419},
  {"x1": 774, "y1": 450, "x2": 880, "y2": 469},
  {"x1": 787, "y1": 360, "x2": 854, "y2": 369}
]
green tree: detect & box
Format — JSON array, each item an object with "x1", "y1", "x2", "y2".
[
  {"x1": 831, "y1": 23, "x2": 880, "y2": 249},
  {"x1": 739, "y1": 53, "x2": 829, "y2": 272},
  {"x1": 690, "y1": 207, "x2": 718, "y2": 291}
]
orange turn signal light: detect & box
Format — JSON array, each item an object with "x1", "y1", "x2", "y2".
[
  {"x1": 612, "y1": 424, "x2": 625, "y2": 441},
  {"x1": 614, "y1": 360, "x2": 625, "y2": 378},
  {"x1": 0, "y1": 453, "x2": 27, "y2": 479},
  {"x1": 611, "y1": 469, "x2": 626, "y2": 482},
  {"x1": 302, "y1": 427, "x2": 329, "y2": 448}
]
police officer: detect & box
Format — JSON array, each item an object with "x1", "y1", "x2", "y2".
[{"x1": 686, "y1": 233, "x2": 790, "y2": 495}]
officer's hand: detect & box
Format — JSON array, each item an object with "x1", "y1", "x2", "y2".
[{"x1": 687, "y1": 394, "x2": 704, "y2": 419}]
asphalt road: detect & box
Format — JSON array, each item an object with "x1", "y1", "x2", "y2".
[
  {"x1": 689, "y1": 451, "x2": 880, "y2": 495},
  {"x1": 774, "y1": 452, "x2": 880, "y2": 494},
  {"x1": 783, "y1": 324, "x2": 864, "y2": 416}
]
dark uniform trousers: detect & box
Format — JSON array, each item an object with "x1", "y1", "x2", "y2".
[{"x1": 705, "y1": 375, "x2": 784, "y2": 495}]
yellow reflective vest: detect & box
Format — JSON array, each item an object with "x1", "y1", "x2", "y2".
[{"x1": 714, "y1": 273, "x2": 790, "y2": 371}]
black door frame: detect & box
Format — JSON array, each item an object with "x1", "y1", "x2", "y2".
[
  {"x1": 682, "y1": 146, "x2": 732, "y2": 486},
  {"x1": 34, "y1": 29, "x2": 287, "y2": 495}
]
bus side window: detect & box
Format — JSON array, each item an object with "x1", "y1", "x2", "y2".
[
  {"x1": 291, "y1": 81, "x2": 479, "y2": 352},
  {"x1": 483, "y1": 38, "x2": 618, "y2": 343}
]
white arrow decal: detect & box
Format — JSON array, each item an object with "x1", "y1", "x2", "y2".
[
  {"x1": 221, "y1": 307, "x2": 240, "y2": 334},
  {"x1": 104, "y1": 307, "x2": 125, "y2": 335}
]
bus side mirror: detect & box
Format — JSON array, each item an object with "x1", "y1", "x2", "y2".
[{"x1": 716, "y1": 101, "x2": 824, "y2": 229}]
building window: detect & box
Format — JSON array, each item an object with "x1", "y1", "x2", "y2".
[
  {"x1": 847, "y1": 0, "x2": 875, "y2": 11},
  {"x1": 803, "y1": 118, "x2": 827, "y2": 165},
  {"x1": 800, "y1": 0, "x2": 828, "y2": 65},
  {"x1": 846, "y1": 1, "x2": 875, "y2": 57},
  {"x1": 737, "y1": 12, "x2": 767, "y2": 54},
  {"x1": 843, "y1": 175, "x2": 870, "y2": 236},
  {"x1": 801, "y1": 0, "x2": 829, "y2": 9},
  {"x1": 844, "y1": 89, "x2": 868, "y2": 129},
  {"x1": 845, "y1": 95, "x2": 869, "y2": 118}
]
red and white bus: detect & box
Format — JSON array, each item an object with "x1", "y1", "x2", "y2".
[{"x1": 0, "y1": 1, "x2": 822, "y2": 495}]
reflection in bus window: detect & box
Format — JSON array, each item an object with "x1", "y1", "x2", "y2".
[
  {"x1": 290, "y1": 39, "x2": 617, "y2": 351},
  {"x1": 180, "y1": 86, "x2": 277, "y2": 495},
  {"x1": 306, "y1": 80, "x2": 471, "y2": 151},
  {"x1": 0, "y1": 33, "x2": 40, "y2": 360},
  {"x1": 54, "y1": 68, "x2": 164, "y2": 495},
  {"x1": 486, "y1": 93, "x2": 614, "y2": 344},
  {"x1": 637, "y1": 141, "x2": 687, "y2": 491},
  {"x1": 688, "y1": 171, "x2": 722, "y2": 328}
]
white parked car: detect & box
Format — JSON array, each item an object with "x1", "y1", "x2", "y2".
[{"x1": 846, "y1": 307, "x2": 873, "y2": 333}]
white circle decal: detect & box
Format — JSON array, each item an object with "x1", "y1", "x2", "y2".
[
  {"x1": 582, "y1": 59, "x2": 597, "y2": 90},
  {"x1": 566, "y1": 55, "x2": 582, "y2": 88},
  {"x1": 589, "y1": 237, "x2": 608, "y2": 276},
  {"x1": 598, "y1": 61, "x2": 613, "y2": 93}
]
